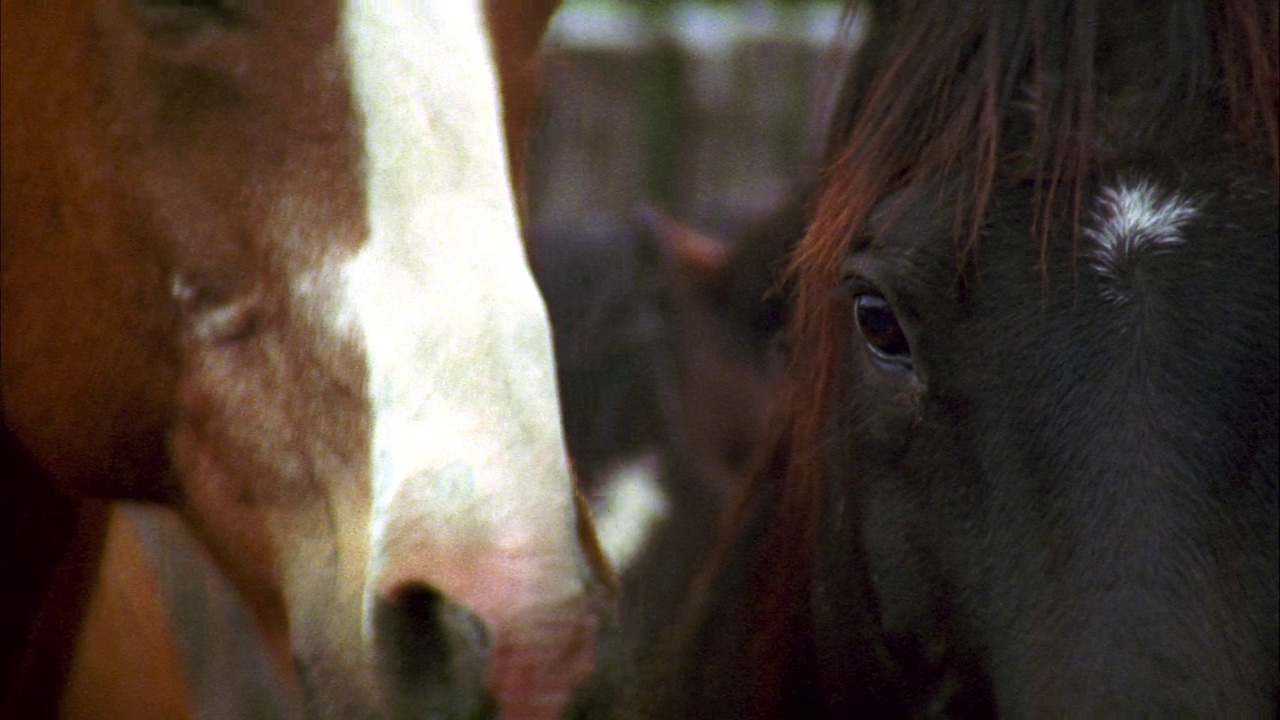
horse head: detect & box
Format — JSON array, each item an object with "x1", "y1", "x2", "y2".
[{"x1": 2, "y1": 3, "x2": 609, "y2": 717}]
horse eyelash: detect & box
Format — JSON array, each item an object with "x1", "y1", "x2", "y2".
[{"x1": 835, "y1": 273, "x2": 881, "y2": 301}]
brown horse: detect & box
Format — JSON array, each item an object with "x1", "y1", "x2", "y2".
[
  {"x1": 661, "y1": 0, "x2": 1278, "y2": 716},
  {"x1": 2, "y1": 2, "x2": 610, "y2": 718}
]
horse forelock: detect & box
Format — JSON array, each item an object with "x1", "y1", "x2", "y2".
[{"x1": 798, "y1": 0, "x2": 1277, "y2": 286}]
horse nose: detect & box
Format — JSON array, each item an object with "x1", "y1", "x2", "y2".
[
  {"x1": 372, "y1": 583, "x2": 497, "y2": 720},
  {"x1": 369, "y1": 569, "x2": 603, "y2": 720},
  {"x1": 366, "y1": 470, "x2": 607, "y2": 718}
]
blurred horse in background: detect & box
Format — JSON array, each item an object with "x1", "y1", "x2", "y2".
[{"x1": 528, "y1": 197, "x2": 803, "y2": 717}]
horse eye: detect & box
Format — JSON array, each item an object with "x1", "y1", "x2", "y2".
[{"x1": 854, "y1": 295, "x2": 912, "y2": 365}]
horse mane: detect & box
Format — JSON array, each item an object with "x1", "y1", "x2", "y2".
[{"x1": 743, "y1": 1, "x2": 1278, "y2": 715}]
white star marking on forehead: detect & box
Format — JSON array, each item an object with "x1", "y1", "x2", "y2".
[{"x1": 1085, "y1": 178, "x2": 1198, "y2": 300}]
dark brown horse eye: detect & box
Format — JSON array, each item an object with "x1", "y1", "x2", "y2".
[{"x1": 854, "y1": 295, "x2": 911, "y2": 364}]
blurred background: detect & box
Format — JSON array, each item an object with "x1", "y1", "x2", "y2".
[{"x1": 529, "y1": 0, "x2": 854, "y2": 229}]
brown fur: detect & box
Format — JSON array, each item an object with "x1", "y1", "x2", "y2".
[{"x1": 3, "y1": 2, "x2": 570, "y2": 716}]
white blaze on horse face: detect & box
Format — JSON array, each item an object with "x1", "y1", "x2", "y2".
[
  {"x1": 1085, "y1": 177, "x2": 1198, "y2": 298},
  {"x1": 331, "y1": 0, "x2": 597, "y2": 713},
  {"x1": 342, "y1": 0, "x2": 577, "y2": 610}
]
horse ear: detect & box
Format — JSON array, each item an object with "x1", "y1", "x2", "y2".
[{"x1": 637, "y1": 205, "x2": 731, "y2": 282}]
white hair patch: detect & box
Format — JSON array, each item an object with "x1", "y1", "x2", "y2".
[
  {"x1": 589, "y1": 452, "x2": 669, "y2": 572},
  {"x1": 1084, "y1": 178, "x2": 1198, "y2": 299}
]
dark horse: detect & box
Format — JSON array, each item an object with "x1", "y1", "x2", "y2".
[{"x1": 659, "y1": 0, "x2": 1278, "y2": 716}]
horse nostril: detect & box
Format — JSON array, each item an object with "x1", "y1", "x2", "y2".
[{"x1": 372, "y1": 583, "x2": 496, "y2": 720}]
